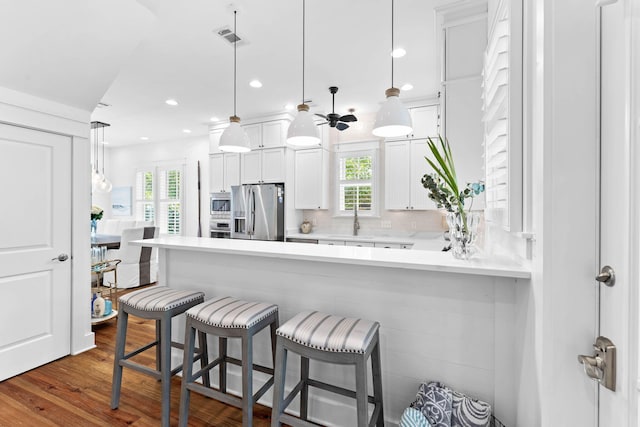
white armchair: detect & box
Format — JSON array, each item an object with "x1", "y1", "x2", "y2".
[
  {"x1": 97, "y1": 219, "x2": 153, "y2": 235},
  {"x1": 103, "y1": 226, "x2": 159, "y2": 289}
]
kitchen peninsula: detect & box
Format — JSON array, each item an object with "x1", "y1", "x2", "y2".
[{"x1": 134, "y1": 236, "x2": 530, "y2": 426}]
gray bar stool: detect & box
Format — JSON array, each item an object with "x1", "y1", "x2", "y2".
[
  {"x1": 110, "y1": 286, "x2": 207, "y2": 427},
  {"x1": 271, "y1": 311, "x2": 384, "y2": 427},
  {"x1": 178, "y1": 296, "x2": 279, "y2": 427}
]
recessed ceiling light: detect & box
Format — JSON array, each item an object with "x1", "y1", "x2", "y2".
[
  {"x1": 210, "y1": 116, "x2": 220, "y2": 122},
  {"x1": 165, "y1": 99, "x2": 179, "y2": 106},
  {"x1": 401, "y1": 83, "x2": 414, "y2": 91},
  {"x1": 284, "y1": 103, "x2": 295, "y2": 111},
  {"x1": 249, "y1": 80, "x2": 263, "y2": 88},
  {"x1": 391, "y1": 48, "x2": 406, "y2": 58},
  {"x1": 183, "y1": 129, "x2": 192, "y2": 133},
  {"x1": 140, "y1": 136, "x2": 149, "y2": 140}
]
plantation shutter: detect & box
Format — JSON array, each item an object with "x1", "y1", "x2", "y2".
[
  {"x1": 135, "y1": 170, "x2": 154, "y2": 222},
  {"x1": 157, "y1": 165, "x2": 183, "y2": 235}
]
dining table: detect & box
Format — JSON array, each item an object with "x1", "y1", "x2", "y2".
[{"x1": 91, "y1": 234, "x2": 121, "y2": 250}]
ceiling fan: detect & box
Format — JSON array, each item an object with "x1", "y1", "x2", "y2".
[{"x1": 316, "y1": 86, "x2": 357, "y2": 131}]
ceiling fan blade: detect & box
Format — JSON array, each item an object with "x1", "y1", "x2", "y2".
[
  {"x1": 336, "y1": 122, "x2": 350, "y2": 131},
  {"x1": 317, "y1": 121, "x2": 329, "y2": 126},
  {"x1": 315, "y1": 113, "x2": 328, "y2": 119},
  {"x1": 339, "y1": 114, "x2": 357, "y2": 122}
]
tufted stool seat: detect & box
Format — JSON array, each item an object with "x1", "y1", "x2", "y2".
[
  {"x1": 271, "y1": 311, "x2": 384, "y2": 427},
  {"x1": 178, "y1": 296, "x2": 279, "y2": 427},
  {"x1": 111, "y1": 286, "x2": 207, "y2": 427}
]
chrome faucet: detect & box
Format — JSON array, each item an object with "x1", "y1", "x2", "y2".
[{"x1": 353, "y1": 204, "x2": 360, "y2": 236}]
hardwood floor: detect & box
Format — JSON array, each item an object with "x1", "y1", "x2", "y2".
[{"x1": 0, "y1": 298, "x2": 279, "y2": 426}]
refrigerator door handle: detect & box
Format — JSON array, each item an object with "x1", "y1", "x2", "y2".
[{"x1": 251, "y1": 188, "x2": 256, "y2": 235}]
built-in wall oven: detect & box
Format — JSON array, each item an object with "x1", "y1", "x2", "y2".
[{"x1": 210, "y1": 192, "x2": 231, "y2": 238}]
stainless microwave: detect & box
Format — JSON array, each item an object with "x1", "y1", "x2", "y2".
[{"x1": 210, "y1": 192, "x2": 231, "y2": 218}]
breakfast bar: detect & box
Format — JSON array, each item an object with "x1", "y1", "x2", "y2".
[{"x1": 134, "y1": 236, "x2": 530, "y2": 426}]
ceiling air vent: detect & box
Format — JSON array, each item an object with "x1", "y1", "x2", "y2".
[{"x1": 214, "y1": 26, "x2": 247, "y2": 47}]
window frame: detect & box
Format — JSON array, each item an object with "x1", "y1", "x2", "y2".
[
  {"x1": 135, "y1": 162, "x2": 185, "y2": 236},
  {"x1": 333, "y1": 141, "x2": 379, "y2": 218}
]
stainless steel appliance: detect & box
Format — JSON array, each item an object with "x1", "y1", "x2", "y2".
[
  {"x1": 210, "y1": 192, "x2": 231, "y2": 238},
  {"x1": 230, "y1": 183, "x2": 284, "y2": 241}
]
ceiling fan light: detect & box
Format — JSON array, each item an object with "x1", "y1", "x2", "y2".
[
  {"x1": 287, "y1": 104, "x2": 320, "y2": 147},
  {"x1": 219, "y1": 116, "x2": 250, "y2": 153},
  {"x1": 372, "y1": 88, "x2": 413, "y2": 137}
]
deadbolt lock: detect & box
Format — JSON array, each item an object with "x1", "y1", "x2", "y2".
[{"x1": 577, "y1": 336, "x2": 616, "y2": 391}]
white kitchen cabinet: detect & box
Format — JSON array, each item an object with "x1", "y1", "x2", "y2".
[
  {"x1": 294, "y1": 148, "x2": 329, "y2": 209},
  {"x1": 210, "y1": 153, "x2": 240, "y2": 193},
  {"x1": 345, "y1": 241, "x2": 375, "y2": 248},
  {"x1": 373, "y1": 242, "x2": 413, "y2": 249},
  {"x1": 385, "y1": 139, "x2": 434, "y2": 210},
  {"x1": 317, "y1": 240, "x2": 345, "y2": 246},
  {"x1": 244, "y1": 120, "x2": 288, "y2": 149},
  {"x1": 241, "y1": 147, "x2": 285, "y2": 184},
  {"x1": 385, "y1": 104, "x2": 439, "y2": 141}
]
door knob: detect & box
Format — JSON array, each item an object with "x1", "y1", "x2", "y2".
[
  {"x1": 596, "y1": 265, "x2": 615, "y2": 287},
  {"x1": 51, "y1": 253, "x2": 69, "y2": 262}
]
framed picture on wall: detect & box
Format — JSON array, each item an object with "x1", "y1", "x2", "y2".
[{"x1": 111, "y1": 186, "x2": 132, "y2": 216}]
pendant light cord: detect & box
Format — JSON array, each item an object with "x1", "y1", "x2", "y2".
[
  {"x1": 302, "y1": 0, "x2": 306, "y2": 104},
  {"x1": 101, "y1": 126, "x2": 105, "y2": 175},
  {"x1": 234, "y1": 10, "x2": 237, "y2": 117},
  {"x1": 391, "y1": 0, "x2": 395, "y2": 88}
]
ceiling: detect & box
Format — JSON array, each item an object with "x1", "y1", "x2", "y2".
[{"x1": 2, "y1": 0, "x2": 448, "y2": 146}]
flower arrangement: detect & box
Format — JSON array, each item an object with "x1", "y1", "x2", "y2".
[
  {"x1": 91, "y1": 205, "x2": 104, "y2": 221},
  {"x1": 421, "y1": 136, "x2": 484, "y2": 258}
]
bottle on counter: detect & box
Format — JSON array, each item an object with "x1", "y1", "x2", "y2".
[{"x1": 92, "y1": 292, "x2": 106, "y2": 318}]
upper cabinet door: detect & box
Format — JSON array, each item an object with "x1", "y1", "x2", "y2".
[
  {"x1": 262, "y1": 121, "x2": 287, "y2": 148},
  {"x1": 244, "y1": 124, "x2": 262, "y2": 150},
  {"x1": 241, "y1": 150, "x2": 262, "y2": 184},
  {"x1": 295, "y1": 148, "x2": 328, "y2": 209},
  {"x1": 384, "y1": 140, "x2": 411, "y2": 210},
  {"x1": 209, "y1": 153, "x2": 225, "y2": 193},
  {"x1": 223, "y1": 153, "x2": 241, "y2": 191},
  {"x1": 410, "y1": 105, "x2": 439, "y2": 140},
  {"x1": 261, "y1": 148, "x2": 286, "y2": 183}
]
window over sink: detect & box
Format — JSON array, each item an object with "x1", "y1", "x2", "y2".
[{"x1": 334, "y1": 141, "x2": 379, "y2": 217}]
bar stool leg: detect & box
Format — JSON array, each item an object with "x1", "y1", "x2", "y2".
[
  {"x1": 219, "y1": 337, "x2": 227, "y2": 393},
  {"x1": 300, "y1": 356, "x2": 310, "y2": 420},
  {"x1": 160, "y1": 314, "x2": 172, "y2": 427},
  {"x1": 156, "y1": 319, "x2": 162, "y2": 373},
  {"x1": 371, "y1": 339, "x2": 384, "y2": 426},
  {"x1": 110, "y1": 309, "x2": 129, "y2": 409},
  {"x1": 355, "y1": 355, "x2": 369, "y2": 427},
  {"x1": 198, "y1": 331, "x2": 210, "y2": 388},
  {"x1": 178, "y1": 318, "x2": 196, "y2": 427},
  {"x1": 271, "y1": 338, "x2": 288, "y2": 427},
  {"x1": 242, "y1": 330, "x2": 253, "y2": 427}
]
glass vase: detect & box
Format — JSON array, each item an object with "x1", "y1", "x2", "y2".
[
  {"x1": 90, "y1": 219, "x2": 97, "y2": 241},
  {"x1": 446, "y1": 211, "x2": 480, "y2": 260}
]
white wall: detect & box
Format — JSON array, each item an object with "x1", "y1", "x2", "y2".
[{"x1": 101, "y1": 135, "x2": 210, "y2": 237}]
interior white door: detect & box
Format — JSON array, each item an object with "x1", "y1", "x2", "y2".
[
  {"x1": 0, "y1": 123, "x2": 72, "y2": 381},
  {"x1": 598, "y1": 0, "x2": 636, "y2": 424}
]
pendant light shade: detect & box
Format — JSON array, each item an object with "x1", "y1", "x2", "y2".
[
  {"x1": 219, "y1": 11, "x2": 250, "y2": 153},
  {"x1": 287, "y1": 0, "x2": 320, "y2": 146},
  {"x1": 372, "y1": 88, "x2": 412, "y2": 137},
  {"x1": 372, "y1": 0, "x2": 412, "y2": 138},
  {"x1": 287, "y1": 103, "x2": 320, "y2": 146},
  {"x1": 220, "y1": 116, "x2": 250, "y2": 152}
]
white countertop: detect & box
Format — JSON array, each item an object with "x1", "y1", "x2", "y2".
[{"x1": 133, "y1": 236, "x2": 531, "y2": 279}]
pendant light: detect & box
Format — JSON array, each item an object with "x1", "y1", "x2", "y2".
[
  {"x1": 91, "y1": 121, "x2": 112, "y2": 193},
  {"x1": 286, "y1": 0, "x2": 320, "y2": 147},
  {"x1": 372, "y1": 0, "x2": 413, "y2": 138},
  {"x1": 219, "y1": 10, "x2": 250, "y2": 153}
]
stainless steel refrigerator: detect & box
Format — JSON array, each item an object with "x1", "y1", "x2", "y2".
[{"x1": 230, "y1": 183, "x2": 285, "y2": 241}]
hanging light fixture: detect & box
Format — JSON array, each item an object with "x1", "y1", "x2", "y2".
[
  {"x1": 372, "y1": 0, "x2": 413, "y2": 138},
  {"x1": 286, "y1": 0, "x2": 320, "y2": 147},
  {"x1": 91, "y1": 121, "x2": 112, "y2": 193},
  {"x1": 219, "y1": 10, "x2": 250, "y2": 153}
]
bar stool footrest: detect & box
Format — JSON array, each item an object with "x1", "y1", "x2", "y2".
[
  {"x1": 279, "y1": 413, "x2": 323, "y2": 427},
  {"x1": 306, "y1": 378, "x2": 376, "y2": 404}
]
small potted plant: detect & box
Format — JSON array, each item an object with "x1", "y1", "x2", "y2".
[{"x1": 421, "y1": 136, "x2": 484, "y2": 259}]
